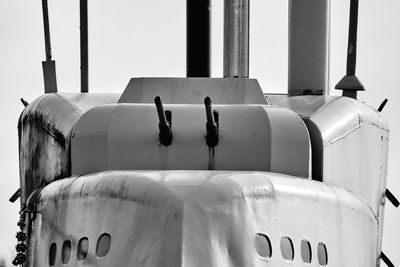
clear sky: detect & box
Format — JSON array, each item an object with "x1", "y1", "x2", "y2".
[{"x1": 1, "y1": 0, "x2": 399, "y2": 265}]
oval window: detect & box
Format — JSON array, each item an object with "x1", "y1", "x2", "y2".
[
  {"x1": 280, "y1": 236, "x2": 294, "y2": 261},
  {"x1": 49, "y1": 243, "x2": 57, "y2": 267},
  {"x1": 301, "y1": 240, "x2": 312, "y2": 263},
  {"x1": 61, "y1": 240, "x2": 71, "y2": 264},
  {"x1": 77, "y1": 237, "x2": 89, "y2": 261},
  {"x1": 96, "y1": 233, "x2": 111, "y2": 257},
  {"x1": 318, "y1": 242, "x2": 328, "y2": 266},
  {"x1": 255, "y1": 233, "x2": 272, "y2": 258}
]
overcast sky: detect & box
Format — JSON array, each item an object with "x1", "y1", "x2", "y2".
[{"x1": 1, "y1": 0, "x2": 399, "y2": 264}]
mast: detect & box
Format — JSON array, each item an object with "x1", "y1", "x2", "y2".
[
  {"x1": 186, "y1": 0, "x2": 211, "y2": 77},
  {"x1": 335, "y1": 0, "x2": 365, "y2": 99},
  {"x1": 41, "y1": 0, "x2": 58, "y2": 93},
  {"x1": 223, "y1": 0, "x2": 249, "y2": 78},
  {"x1": 80, "y1": 0, "x2": 89, "y2": 93}
]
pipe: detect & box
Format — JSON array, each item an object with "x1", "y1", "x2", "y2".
[
  {"x1": 41, "y1": 0, "x2": 57, "y2": 93},
  {"x1": 186, "y1": 0, "x2": 211, "y2": 77},
  {"x1": 155, "y1": 96, "x2": 170, "y2": 129},
  {"x1": 154, "y1": 96, "x2": 173, "y2": 146},
  {"x1": 42, "y1": 0, "x2": 52, "y2": 61},
  {"x1": 223, "y1": 0, "x2": 249, "y2": 78},
  {"x1": 346, "y1": 0, "x2": 359, "y2": 76},
  {"x1": 80, "y1": 0, "x2": 89, "y2": 93},
  {"x1": 288, "y1": 0, "x2": 330, "y2": 96}
]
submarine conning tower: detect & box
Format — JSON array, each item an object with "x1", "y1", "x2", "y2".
[{"x1": 13, "y1": 0, "x2": 394, "y2": 266}]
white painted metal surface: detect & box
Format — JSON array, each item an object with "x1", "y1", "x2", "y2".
[
  {"x1": 119, "y1": 78, "x2": 267, "y2": 104},
  {"x1": 266, "y1": 94, "x2": 329, "y2": 118},
  {"x1": 71, "y1": 104, "x2": 310, "y2": 178},
  {"x1": 267, "y1": 94, "x2": 390, "y2": 261},
  {"x1": 30, "y1": 170, "x2": 378, "y2": 266},
  {"x1": 309, "y1": 96, "x2": 389, "y2": 261},
  {"x1": 18, "y1": 92, "x2": 390, "y2": 267},
  {"x1": 18, "y1": 93, "x2": 120, "y2": 203}
]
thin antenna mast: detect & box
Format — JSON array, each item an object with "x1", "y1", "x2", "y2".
[
  {"x1": 42, "y1": 0, "x2": 52, "y2": 61},
  {"x1": 335, "y1": 0, "x2": 364, "y2": 99},
  {"x1": 41, "y1": 0, "x2": 58, "y2": 93},
  {"x1": 186, "y1": 0, "x2": 211, "y2": 77},
  {"x1": 80, "y1": 0, "x2": 89, "y2": 93}
]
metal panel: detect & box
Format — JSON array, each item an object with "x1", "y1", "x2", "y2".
[
  {"x1": 118, "y1": 78, "x2": 268, "y2": 104},
  {"x1": 42, "y1": 60, "x2": 57, "y2": 93},
  {"x1": 268, "y1": 96, "x2": 389, "y2": 208},
  {"x1": 29, "y1": 170, "x2": 378, "y2": 266},
  {"x1": 309, "y1": 96, "x2": 389, "y2": 260},
  {"x1": 71, "y1": 104, "x2": 310, "y2": 177},
  {"x1": 18, "y1": 93, "x2": 120, "y2": 204},
  {"x1": 265, "y1": 94, "x2": 390, "y2": 262},
  {"x1": 266, "y1": 94, "x2": 329, "y2": 118}
]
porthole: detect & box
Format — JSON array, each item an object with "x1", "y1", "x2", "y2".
[
  {"x1": 280, "y1": 236, "x2": 294, "y2": 261},
  {"x1": 49, "y1": 243, "x2": 57, "y2": 267},
  {"x1": 96, "y1": 233, "x2": 111, "y2": 257},
  {"x1": 301, "y1": 240, "x2": 312, "y2": 263},
  {"x1": 77, "y1": 237, "x2": 89, "y2": 261},
  {"x1": 255, "y1": 233, "x2": 272, "y2": 258},
  {"x1": 61, "y1": 240, "x2": 71, "y2": 264},
  {"x1": 317, "y1": 242, "x2": 328, "y2": 266}
]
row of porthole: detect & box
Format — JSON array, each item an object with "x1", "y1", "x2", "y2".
[
  {"x1": 49, "y1": 233, "x2": 111, "y2": 266},
  {"x1": 255, "y1": 233, "x2": 328, "y2": 266}
]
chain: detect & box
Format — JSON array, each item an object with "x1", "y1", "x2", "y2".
[{"x1": 12, "y1": 205, "x2": 28, "y2": 266}]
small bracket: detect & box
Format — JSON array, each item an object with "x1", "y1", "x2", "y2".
[
  {"x1": 9, "y1": 188, "x2": 21, "y2": 203},
  {"x1": 381, "y1": 251, "x2": 395, "y2": 267},
  {"x1": 378, "y1": 98, "x2": 388, "y2": 112},
  {"x1": 20, "y1": 98, "x2": 29, "y2": 107},
  {"x1": 386, "y1": 189, "x2": 399, "y2": 208},
  {"x1": 42, "y1": 60, "x2": 58, "y2": 93}
]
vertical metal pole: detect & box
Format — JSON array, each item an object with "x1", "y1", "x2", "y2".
[
  {"x1": 334, "y1": 0, "x2": 364, "y2": 99},
  {"x1": 41, "y1": 0, "x2": 57, "y2": 93},
  {"x1": 223, "y1": 0, "x2": 249, "y2": 78},
  {"x1": 288, "y1": 0, "x2": 330, "y2": 96},
  {"x1": 80, "y1": 0, "x2": 89, "y2": 93},
  {"x1": 42, "y1": 0, "x2": 52, "y2": 61},
  {"x1": 346, "y1": 0, "x2": 358, "y2": 76},
  {"x1": 186, "y1": 0, "x2": 211, "y2": 77}
]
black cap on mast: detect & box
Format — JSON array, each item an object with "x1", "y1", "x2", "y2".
[{"x1": 335, "y1": 0, "x2": 365, "y2": 99}]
